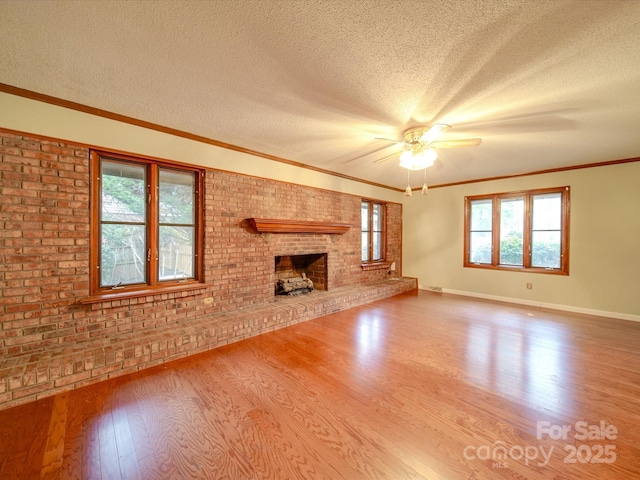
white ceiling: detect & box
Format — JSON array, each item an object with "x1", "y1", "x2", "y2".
[{"x1": 1, "y1": 0, "x2": 640, "y2": 190}]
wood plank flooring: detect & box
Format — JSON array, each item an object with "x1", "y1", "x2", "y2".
[{"x1": 1, "y1": 290, "x2": 639, "y2": 479}]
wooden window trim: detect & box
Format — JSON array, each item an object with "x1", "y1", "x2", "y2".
[
  {"x1": 361, "y1": 261, "x2": 392, "y2": 271},
  {"x1": 361, "y1": 199, "x2": 387, "y2": 266},
  {"x1": 85, "y1": 150, "x2": 206, "y2": 302},
  {"x1": 464, "y1": 186, "x2": 570, "y2": 275},
  {"x1": 79, "y1": 282, "x2": 212, "y2": 305}
]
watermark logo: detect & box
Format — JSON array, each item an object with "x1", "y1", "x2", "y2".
[
  {"x1": 463, "y1": 441, "x2": 553, "y2": 467},
  {"x1": 537, "y1": 420, "x2": 617, "y2": 465},
  {"x1": 463, "y1": 420, "x2": 617, "y2": 469}
]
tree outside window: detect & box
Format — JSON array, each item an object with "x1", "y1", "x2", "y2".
[
  {"x1": 90, "y1": 151, "x2": 204, "y2": 297},
  {"x1": 464, "y1": 187, "x2": 569, "y2": 274}
]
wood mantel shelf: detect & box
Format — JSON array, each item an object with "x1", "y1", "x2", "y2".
[{"x1": 247, "y1": 218, "x2": 352, "y2": 234}]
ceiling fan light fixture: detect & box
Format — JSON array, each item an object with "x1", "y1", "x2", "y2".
[
  {"x1": 399, "y1": 147, "x2": 437, "y2": 170},
  {"x1": 422, "y1": 148, "x2": 437, "y2": 167}
]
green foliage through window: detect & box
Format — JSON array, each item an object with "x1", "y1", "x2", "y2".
[
  {"x1": 465, "y1": 187, "x2": 569, "y2": 274},
  {"x1": 92, "y1": 152, "x2": 203, "y2": 294}
]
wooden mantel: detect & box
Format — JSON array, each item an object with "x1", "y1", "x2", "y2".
[{"x1": 247, "y1": 218, "x2": 352, "y2": 234}]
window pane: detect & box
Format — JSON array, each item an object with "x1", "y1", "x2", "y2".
[
  {"x1": 361, "y1": 202, "x2": 369, "y2": 231},
  {"x1": 361, "y1": 232, "x2": 370, "y2": 261},
  {"x1": 532, "y1": 231, "x2": 561, "y2": 268},
  {"x1": 499, "y1": 197, "x2": 524, "y2": 265},
  {"x1": 101, "y1": 224, "x2": 146, "y2": 286},
  {"x1": 533, "y1": 193, "x2": 561, "y2": 230},
  {"x1": 532, "y1": 192, "x2": 561, "y2": 268},
  {"x1": 470, "y1": 232, "x2": 492, "y2": 264},
  {"x1": 159, "y1": 226, "x2": 194, "y2": 280},
  {"x1": 362, "y1": 200, "x2": 385, "y2": 263},
  {"x1": 101, "y1": 161, "x2": 146, "y2": 222},
  {"x1": 470, "y1": 199, "x2": 492, "y2": 231},
  {"x1": 93, "y1": 152, "x2": 205, "y2": 294},
  {"x1": 373, "y1": 232, "x2": 382, "y2": 260},
  {"x1": 159, "y1": 169, "x2": 195, "y2": 225},
  {"x1": 373, "y1": 203, "x2": 383, "y2": 231}
]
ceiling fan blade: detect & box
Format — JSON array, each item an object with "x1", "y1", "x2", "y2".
[
  {"x1": 373, "y1": 151, "x2": 401, "y2": 164},
  {"x1": 342, "y1": 143, "x2": 403, "y2": 164},
  {"x1": 374, "y1": 137, "x2": 403, "y2": 144},
  {"x1": 430, "y1": 138, "x2": 482, "y2": 148},
  {"x1": 420, "y1": 123, "x2": 451, "y2": 143}
]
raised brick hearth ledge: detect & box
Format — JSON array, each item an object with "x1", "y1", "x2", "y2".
[{"x1": 0, "y1": 278, "x2": 416, "y2": 411}]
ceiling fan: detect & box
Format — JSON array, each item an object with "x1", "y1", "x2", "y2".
[{"x1": 374, "y1": 124, "x2": 482, "y2": 170}]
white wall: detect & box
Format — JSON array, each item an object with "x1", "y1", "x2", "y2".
[{"x1": 403, "y1": 162, "x2": 640, "y2": 319}]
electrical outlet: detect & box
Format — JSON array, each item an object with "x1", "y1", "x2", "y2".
[{"x1": 526, "y1": 283, "x2": 533, "y2": 290}]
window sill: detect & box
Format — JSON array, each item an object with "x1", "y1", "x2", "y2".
[
  {"x1": 464, "y1": 263, "x2": 568, "y2": 275},
  {"x1": 79, "y1": 282, "x2": 212, "y2": 305},
  {"x1": 361, "y1": 261, "x2": 392, "y2": 271}
]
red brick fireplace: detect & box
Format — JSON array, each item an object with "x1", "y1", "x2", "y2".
[{"x1": 0, "y1": 128, "x2": 407, "y2": 411}]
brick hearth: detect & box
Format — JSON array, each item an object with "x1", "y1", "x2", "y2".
[{"x1": 0, "y1": 278, "x2": 415, "y2": 410}]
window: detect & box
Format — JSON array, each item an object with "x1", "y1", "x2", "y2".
[
  {"x1": 89, "y1": 150, "x2": 205, "y2": 298},
  {"x1": 361, "y1": 200, "x2": 386, "y2": 263},
  {"x1": 464, "y1": 187, "x2": 569, "y2": 274}
]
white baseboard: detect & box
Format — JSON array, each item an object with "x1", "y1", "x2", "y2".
[{"x1": 429, "y1": 288, "x2": 640, "y2": 323}]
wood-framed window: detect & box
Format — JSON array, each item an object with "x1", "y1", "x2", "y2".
[
  {"x1": 464, "y1": 186, "x2": 570, "y2": 274},
  {"x1": 87, "y1": 150, "x2": 205, "y2": 300},
  {"x1": 361, "y1": 199, "x2": 386, "y2": 264}
]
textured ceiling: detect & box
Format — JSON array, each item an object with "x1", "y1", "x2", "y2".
[{"x1": 1, "y1": 0, "x2": 640, "y2": 190}]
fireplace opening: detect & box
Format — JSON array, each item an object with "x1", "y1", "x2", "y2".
[{"x1": 275, "y1": 253, "x2": 327, "y2": 296}]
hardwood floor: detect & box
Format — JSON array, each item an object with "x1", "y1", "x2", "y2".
[{"x1": 1, "y1": 290, "x2": 639, "y2": 479}]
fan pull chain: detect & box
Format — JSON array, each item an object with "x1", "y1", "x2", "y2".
[{"x1": 404, "y1": 169, "x2": 412, "y2": 196}]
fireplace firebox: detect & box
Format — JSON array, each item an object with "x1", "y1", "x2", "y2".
[{"x1": 275, "y1": 253, "x2": 327, "y2": 295}]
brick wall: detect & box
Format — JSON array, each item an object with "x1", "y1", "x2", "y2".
[{"x1": 0, "y1": 129, "x2": 402, "y2": 361}]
